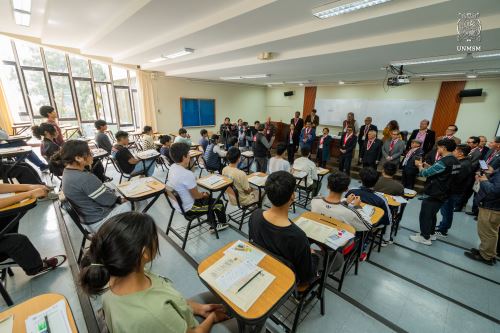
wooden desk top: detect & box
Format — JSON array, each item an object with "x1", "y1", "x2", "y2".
[
  {"x1": 317, "y1": 167, "x2": 329, "y2": 176},
  {"x1": 294, "y1": 211, "x2": 356, "y2": 235},
  {"x1": 136, "y1": 150, "x2": 160, "y2": 160},
  {"x1": 0, "y1": 197, "x2": 36, "y2": 213},
  {"x1": 247, "y1": 172, "x2": 267, "y2": 186},
  {"x1": 0, "y1": 293, "x2": 78, "y2": 333},
  {"x1": 5, "y1": 135, "x2": 31, "y2": 142},
  {"x1": 383, "y1": 194, "x2": 401, "y2": 207},
  {"x1": 197, "y1": 175, "x2": 233, "y2": 191},
  {"x1": 403, "y1": 189, "x2": 417, "y2": 199},
  {"x1": 241, "y1": 151, "x2": 254, "y2": 157},
  {"x1": 91, "y1": 148, "x2": 109, "y2": 158},
  {"x1": 189, "y1": 150, "x2": 202, "y2": 157},
  {"x1": 0, "y1": 146, "x2": 32, "y2": 157},
  {"x1": 116, "y1": 177, "x2": 165, "y2": 199},
  {"x1": 62, "y1": 125, "x2": 79, "y2": 130},
  {"x1": 359, "y1": 203, "x2": 384, "y2": 225},
  {"x1": 198, "y1": 241, "x2": 295, "y2": 321}
]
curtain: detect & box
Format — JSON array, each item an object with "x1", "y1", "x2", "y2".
[
  {"x1": 0, "y1": 78, "x2": 13, "y2": 135},
  {"x1": 137, "y1": 70, "x2": 157, "y2": 130}
]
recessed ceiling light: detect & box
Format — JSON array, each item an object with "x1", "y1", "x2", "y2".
[
  {"x1": 266, "y1": 82, "x2": 284, "y2": 85},
  {"x1": 241, "y1": 74, "x2": 270, "y2": 79},
  {"x1": 466, "y1": 72, "x2": 478, "y2": 78},
  {"x1": 472, "y1": 50, "x2": 500, "y2": 59},
  {"x1": 338, "y1": 80, "x2": 345, "y2": 85},
  {"x1": 148, "y1": 57, "x2": 165, "y2": 63},
  {"x1": 477, "y1": 69, "x2": 500, "y2": 74},
  {"x1": 391, "y1": 54, "x2": 467, "y2": 66},
  {"x1": 12, "y1": 0, "x2": 31, "y2": 12},
  {"x1": 13, "y1": 11, "x2": 30, "y2": 26},
  {"x1": 416, "y1": 72, "x2": 465, "y2": 77},
  {"x1": 313, "y1": 0, "x2": 393, "y2": 19},
  {"x1": 220, "y1": 76, "x2": 244, "y2": 80},
  {"x1": 163, "y1": 48, "x2": 194, "y2": 59}
]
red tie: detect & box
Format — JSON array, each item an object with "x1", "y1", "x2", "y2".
[{"x1": 389, "y1": 140, "x2": 396, "y2": 151}]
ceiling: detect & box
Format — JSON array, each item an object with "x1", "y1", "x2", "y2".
[{"x1": 1, "y1": 0, "x2": 500, "y2": 85}]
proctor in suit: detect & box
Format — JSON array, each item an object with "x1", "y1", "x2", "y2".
[
  {"x1": 401, "y1": 139, "x2": 424, "y2": 189},
  {"x1": 457, "y1": 136, "x2": 482, "y2": 214},
  {"x1": 407, "y1": 119, "x2": 435, "y2": 155},
  {"x1": 361, "y1": 130, "x2": 383, "y2": 169},
  {"x1": 435, "y1": 124, "x2": 461, "y2": 146},
  {"x1": 358, "y1": 117, "x2": 378, "y2": 163},
  {"x1": 339, "y1": 126, "x2": 357, "y2": 175},
  {"x1": 305, "y1": 109, "x2": 320, "y2": 134},
  {"x1": 264, "y1": 116, "x2": 276, "y2": 142},
  {"x1": 299, "y1": 121, "x2": 316, "y2": 150},
  {"x1": 479, "y1": 136, "x2": 490, "y2": 160},
  {"x1": 290, "y1": 111, "x2": 304, "y2": 135},
  {"x1": 381, "y1": 129, "x2": 405, "y2": 169},
  {"x1": 286, "y1": 123, "x2": 300, "y2": 164},
  {"x1": 316, "y1": 128, "x2": 332, "y2": 168},
  {"x1": 485, "y1": 138, "x2": 500, "y2": 170}
]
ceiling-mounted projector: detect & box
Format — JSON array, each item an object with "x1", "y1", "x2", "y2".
[{"x1": 387, "y1": 75, "x2": 410, "y2": 86}]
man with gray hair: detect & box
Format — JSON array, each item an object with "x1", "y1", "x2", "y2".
[
  {"x1": 401, "y1": 139, "x2": 424, "y2": 189},
  {"x1": 407, "y1": 119, "x2": 435, "y2": 155}
]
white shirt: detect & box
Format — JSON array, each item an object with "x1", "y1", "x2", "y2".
[
  {"x1": 311, "y1": 198, "x2": 372, "y2": 232},
  {"x1": 268, "y1": 157, "x2": 291, "y2": 174},
  {"x1": 166, "y1": 163, "x2": 197, "y2": 212},
  {"x1": 293, "y1": 157, "x2": 318, "y2": 187}
]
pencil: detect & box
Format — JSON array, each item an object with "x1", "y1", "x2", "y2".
[{"x1": 237, "y1": 270, "x2": 262, "y2": 293}]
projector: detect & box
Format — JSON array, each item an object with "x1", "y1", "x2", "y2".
[{"x1": 387, "y1": 75, "x2": 410, "y2": 86}]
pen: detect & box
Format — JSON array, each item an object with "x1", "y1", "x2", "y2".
[
  {"x1": 45, "y1": 315, "x2": 51, "y2": 333},
  {"x1": 237, "y1": 270, "x2": 262, "y2": 293}
]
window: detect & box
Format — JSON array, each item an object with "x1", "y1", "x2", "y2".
[
  {"x1": 131, "y1": 90, "x2": 140, "y2": 126},
  {"x1": 115, "y1": 87, "x2": 133, "y2": 125},
  {"x1": 23, "y1": 69, "x2": 50, "y2": 117},
  {"x1": 0, "y1": 37, "x2": 14, "y2": 61},
  {"x1": 91, "y1": 62, "x2": 110, "y2": 82},
  {"x1": 0, "y1": 64, "x2": 29, "y2": 123},
  {"x1": 69, "y1": 55, "x2": 90, "y2": 77},
  {"x1": 15, "y1": 42, "x2": 43, "y2": 67},
  {"x1": 129, "y1": 70, "x2": 137, "y2": 89},
  {"x1": 44, "y1": 49, "x2": 68, "y2": 73},
  {"x1": 112, "y1": 66, "x2": 128, "y2": 86},
  {"x1": 95, "y1": 82, "x2": 116, "y2": 123},
  {"x1": 50, "y1": 74, "x2": 76, "y2": 119},
  {"x1": 74, "y1": 79, "x2": 96, "y2": 121}
]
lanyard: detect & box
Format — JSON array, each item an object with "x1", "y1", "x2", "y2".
[
  {"x1": 366, "y1": 139, "x2": 374, "y2": 150},
  {"x1": 343, "y1": 133, "x2": 352, "y2": 145}
]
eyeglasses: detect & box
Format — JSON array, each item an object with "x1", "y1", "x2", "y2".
[{"x1": 467, "y1": 141, "x2": 474, "y2": 144}]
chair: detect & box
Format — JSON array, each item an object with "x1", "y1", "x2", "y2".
[
  {"x1": 164, "y1": 186, "x2": 216, "y2": 250},
  {"x1": 110, "y1": 155, "x2": 145, "y2": 183},
  {"x1": 199, "y1": 155, "x2": 220, "y2": 177},
  {"x1": 60, "y1": 198, "x2": 93, "y2": 264},
  {"x1": 294, "y1": 173, "x2": 313, "y2": 210},
  {"x1": 158, "y1": 155, "x2": 172, "y2": 183},
  {"x1": 0, "y1": 259, "x2": 16, "y2": 306},
  {"x1": 328, "y1": 234, "x2": 360, "y2": 292},
  {"x1": 225, "y1": 185, "x2": 259, "y2": 230}
]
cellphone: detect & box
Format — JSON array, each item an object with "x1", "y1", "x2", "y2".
[{"x1": 479, "y1": 160, "x2": 488, "y2": 171}]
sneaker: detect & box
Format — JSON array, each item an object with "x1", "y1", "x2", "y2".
[
  {"x1": 359, "y1": 252, "x2": 367, "y2": 262},
  {"x1": 434, "y1": 231, "x2": 448, "y2": 238},
  {"x1": 430, "y1": 234, "x2": 437, "y2": 241},
  {"x1": 30, "y1": 255, "x2": 67, "y2": 276},
  {"x1": 470, "y1": 248, "x2": 480, "y2": 255},
  {"x1": 381, "y1": 239, "x2": 393, "y2": 247},
  {"x1": 464, "y1": 251, "x2": 494, "y2": 266},
  {"x1": 409, "y1": 234, "x2": 432, "y2": 245},
  {"x1": 209, "y1": 223, "x2": 229, "y2": 233}
]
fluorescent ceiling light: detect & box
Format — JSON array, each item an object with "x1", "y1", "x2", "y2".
[
  {"x1": 148, "y1": 57, "x2": 165, "y2": 63},
  {"x1": 12, "y1": 0, "x2": 31, "y2": 12},
  {"x1": 391, "y1": 54, "x2": 467, "y2": 66},
  {"x1": 416, "y1": 72, "x2": 465, "y2": 77},
  {"x1": 338, "y1": 80, "x2": 345, "y2": 84},
  {"x1": 266, "y1": 82, "x2": 284, "y2": 85},
  {"x1": 477, "y1": 69, "x2": 500, "y2": 74},
  {"x1": 313, "y1": 0, "x2": 392, "y2": 19},
  {"x1": 466, "y1": 73, "x2": 477, "y2": 79},
  {"x1": 220, "y1": 76, "x2": 244, "y2": 80},
  {"x1": 163, "y1": 48, "x2": 194, "y2": 59},
  {"x1": 241, "y1": 74, "x2": 270, "y2": 79},
  {"x1": 287, "y1": 80, "x2": 310, "y2": 84},
  {"x1": 13, "y1": 11, "x2": 30, "y2": 26},
  {"x1": 472, "y1": 50, "x2": 500, "y2": 59}
]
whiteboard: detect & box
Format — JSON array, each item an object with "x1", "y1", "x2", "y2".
[{"x1": 314, "y1": 99, "x2": 436, "y2": 132}]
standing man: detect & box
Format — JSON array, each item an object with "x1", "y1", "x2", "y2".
[
  {"x1": 290, "y1": 111, "x2": 304, "y2": 136},
  {"x1": 464, "y1": 168, "x2": 500, "y2": 265},
  {"x1": 339, "y1": 126, "x2": 357, "y2": 175},
  {"x1": 401, "y1": 139, "x2": 424, "y2": 189},
  {"x1": 361, "y1": 130, "x2": 382, "y2": 169},
  {"x1": 253, "y1": 124, "x2": 274, "y2": 172},
  {"x1": 250, "y1": 120, "x2": 260, "y2": 138},
  {"x1": 264, "y1": 116, "x2": 276, "y2": 142},
  {"x1": 40, "y1": 105, "x2": 64, "y2": 145},
  {"x1": 220, "y1": 117, "x2": 233, "y2": 148},
  {"x1": 286, "y1": 123, "x2": 299, "y2": 164},
  {"x1": 358, "y1": 116, "x2": 377, "y2": 164},
  {"x1": 456, "y1": 136, "x2": 481, "y2": 214},
  {"x1": 299, "y1": 121, "x2": 315, "y2": 150},
  {"x1": 436, "y1": 124, "x2": 461, "y2": 145},
  {"x1": 381, "y1": 129, "x2": 405, "y2": 169},
  {"x1": 305, "y1": 109, "x2": 320, "y2": 134},
  {"x1": 485, "y1": 137, "x2": 500, "y2": 170},
  {"x1": 410, "y1": 139, "x2": 461, "y2": 245},
  {"x1": 479, "y1": 136, "x2": 490, "y2": 160},
  {"x1": 407, "y1": 119, "x2": 435, "y2": 155}
]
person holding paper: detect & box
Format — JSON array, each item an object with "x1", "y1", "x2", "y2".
[
  {"x1": 79, "y1": 212, "x2": 235, "y2": 333},
  {"x1": 373, "y1": 162, "x2": 404, "y2": 196},
  {"x1": 222, "y1": 147, "x2": 258, "y2": 206}
]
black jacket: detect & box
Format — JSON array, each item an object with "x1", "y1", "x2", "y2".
[
  {"x1": 362, "y1": 139, "x2": 383, "y2": 165},
  {"x1": 407, "y1": 129, "x2": 436, "y2": 154},
  {"x1": 291, "y1": 117, "x2": 304, "y2": 136},
  {"x1": 340, "y1": 133, "x2": 357, "y2": 156},
  {"x1": 475, "y1": 170, "x2": 500, "y2": 211},
  {"x1": 402, "y1": 147, "x2": 424, "y2": 174},
  {"x1": 449, "y1": 158, "x2": 473, "y2": 194},
  {"x1": 424, "y1": 155, "x2": 461, "y2": 201},
  {"x1": 358, "y1": 124, "x2": 378, "y2": 143}
]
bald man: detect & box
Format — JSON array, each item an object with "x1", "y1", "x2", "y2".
[
  {"x1": 358, "y1": 117, "x2": 378, "y2": 164},
  {"x1": 407, "y1": 119, "x2": 436, "y2": 155}
]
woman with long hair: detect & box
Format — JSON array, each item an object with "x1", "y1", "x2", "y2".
[{"x1": 382, "y1": 120, "x2": 400, "y2": 142}]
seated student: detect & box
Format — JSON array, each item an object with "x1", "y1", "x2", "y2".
[
  {"x1": 374, "y1": 162, "x2": 405, "y2": 196},
  {"x1": 346, "y1": 167, "x2": 392, "y2": 246},
  {"x1": 94, "y1": 119, "x2": 113, "y2": 153},
  {"x1": 204, "y1": 134, "x2": 225, "y2": 173},
  {"x1": 199, "y1": 129, "x2": 209, "y2": 151},
  {"x1": 293, "y1": 146, "x2": 319, "y2": 196},
  {"x1": 79, "y1": 212, "x2": 233, "y2": 333},
  {"x1": 0, "y1": 183, "x2": 66, "y2": 275},
  {"x1": 311, "y1": 172, "x2": 373, "y2": 232},
  {"x1": 268, "y1": 142, "x2": 291, "y2": 173},
  {"x1": 39, "y1": 105, "x2": 64, "y2": 145},
  {"x1": 222, "y1": 147, "x2": 258, "y2": 206},
  {"x1": 56, "y1": 141, "x2": 131, "y2": 232},
  {"x1": 226, "y1": 136, "x2": 238, "y2": 150},
  {"x1": 174, "y1": 128, "x2": 192, "y2": 146},
  {"x1": 112, "y1": 131, "x2": 155, "y2": 177},
  {"x1": 159, "y1": 135, "x2": 174, "y2": 164},
  {"x1": 32, "y1": 123, "x2": 62, "y2": 175},
  {"x1": 248, "y1": 171, "x2": 319, "y2": 285},
  {"x1": 167, "y1": 143, "x2": 228, "y2": 233},
  {"x1": 316, "y1": 128, "x2": 332, "y2": 168},
  {"x1": 237, "y1": 122, "x2": 252, "y2": 151},
  {"x1": 141, "y1": 126, "x2": 155, "y2": 150}
]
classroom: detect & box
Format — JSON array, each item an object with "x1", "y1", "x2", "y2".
[{"x1": 1, "y1": 0, "x2": 500, "y2": 332}]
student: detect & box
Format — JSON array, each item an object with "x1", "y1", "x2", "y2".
[
  {"x1": 407, "y1": 119, "x2": 435, "y2": 155},
  {"x1": 174, "y1": 128, "x2": 192, "y2": 146},
  {"x1": 222, "y1": 147, "x2": 258, "y2": 206},
  {"x1": 0, "y1": 184, "x2": 66, "y2": 276},
  {"x1": 55, "y1": 141, "x2": 131, "y2": 232},
  {"x1": 94, "y1": 120, "x2": 113, "y2": 153},
  {"x1": 410, "y1": 139, "x2": 460, "y2": 245},
  {"x1": 374, "y1": 162, "x2": 405, "y2": 196},
  {"x1": 199, "y1": 129, "x2": 209, "y2": 151},
  {"x1": 227, "y1": 137, "x2": 238, "y2": 150},
  {"x1": 39, "y1": 105, "x2": 64, "y2": 145},
  {"x1": 286, "y1": 123, "x2": 299, "y2": 164},
  {"x1": 311, "y1": 172, "x2": 372, "y2": 232},
  {"x1": 112, "y1": 131, "x2": 155, "y2": 177},
  {"x1": 32, "y1": 123, "x2": 62, "y2": 175},
  {"x1": 141, "y1": 126, "x2": 155, "y2": 150},
  {"x1": 299, "y1": 121, "x2": 315, "y2": 150},
  {"x1": 381, "y1": 129, "x2": 405, "y2": 169},
  {"x1": 316, "y1": 128, "x2": 332, "y2": 168},
  {"x1": 248, "y1": 171, "x2": 319, "y2": 285},
  {"x1": 339, "y1": 125, "x2": 357, "y2": 175},
  {"x1": 79, "y1": 212, "x2": 232, "y2": 332},
  {"x1": 293, "y1": 146, "x2": 319, "y2": 196},
  {"x1": 167, "y1": 143, "x2": 228, "y2": 232},
  {"x1": 358, "y1": 117, "x2": 378, "y2": 164},
  {"x1": 361, "y1": 130, "x2": 382, "y2": 169},
  {"x1": 346, "y1": 167, "x2": 392, "y2": 246},
  {"x1": 268, "y1": 143, "x2": 291, "y2": 173},
  {"x1": 204, "y1": 134, "x2": 225, "y2": 173},
  {"x1": 401, "y1": 139, "x2": 424, "y2": 189},
  {"x1": 253, "y1": 124, "x2": 274, "y2": 173},
  {"x1": 0, "y1": 126, "x2": 49, "y2": 172},
  {"x1": 159, "y1": 135, "x2": 174, "y2": 164},
  {"x1": 435, "y1": 144, "x2": 472, "y2": 237}
]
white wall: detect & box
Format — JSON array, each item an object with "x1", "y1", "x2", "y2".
[
  {"x1": 153, "y1": 77, "x2": 266, "y2": 141},
  {"x1": 265, "y1": 86, "x2": 305, "y2": 122}
]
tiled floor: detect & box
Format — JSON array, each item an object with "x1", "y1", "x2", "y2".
[{"x1": 2, "y1": 159, "x2": 500, "y2": 333}]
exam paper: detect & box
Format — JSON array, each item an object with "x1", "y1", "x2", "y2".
[
  {"x1": 199, "y1": 175, "x2": 224, "y2": 186},
  {"x1": 25, "y1": 300, "x2": 72, "y2": 333},
  {"x1": 392, "y1": 196, "x2": 408, "y2": 204},
  {"x1": 362, "y1": 204, "x2": 375, "y2": 217},
  {"x1": 223, "y1": 240, "x2": 265, "y2": 265},
  {"x1": 137, "y1": 149, "x2": 159, "y2": 159},
  {"x1": 404, "y1": 188, "x2": 417, "y2": 196},
  {"x1": 119, "y1": 182, "x2": 151, "y2": 196},
  {"x1": 248, "y1": 175, "x2": 267, "y2": 187},
  {"x1": 0, "y1": 315, "x2": 13, "y2": 333},
  {"x1": 295, "y1": 217, "x2": 336, "y2": 244},
  {"x1": 0, "y1": 193, "x2": 15, "y2": 199}
]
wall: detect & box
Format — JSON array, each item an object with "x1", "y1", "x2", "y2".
[
  {"x1": 265, "y1": 86, "x2": 305, "y2": 122},
  {"x1": 153, "y1": 77, "x2": 266, "y2": 141}
]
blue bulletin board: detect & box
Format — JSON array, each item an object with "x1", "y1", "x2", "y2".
[{"x1": 180, "y1": 98, "x2": 216, "y2": 127}]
